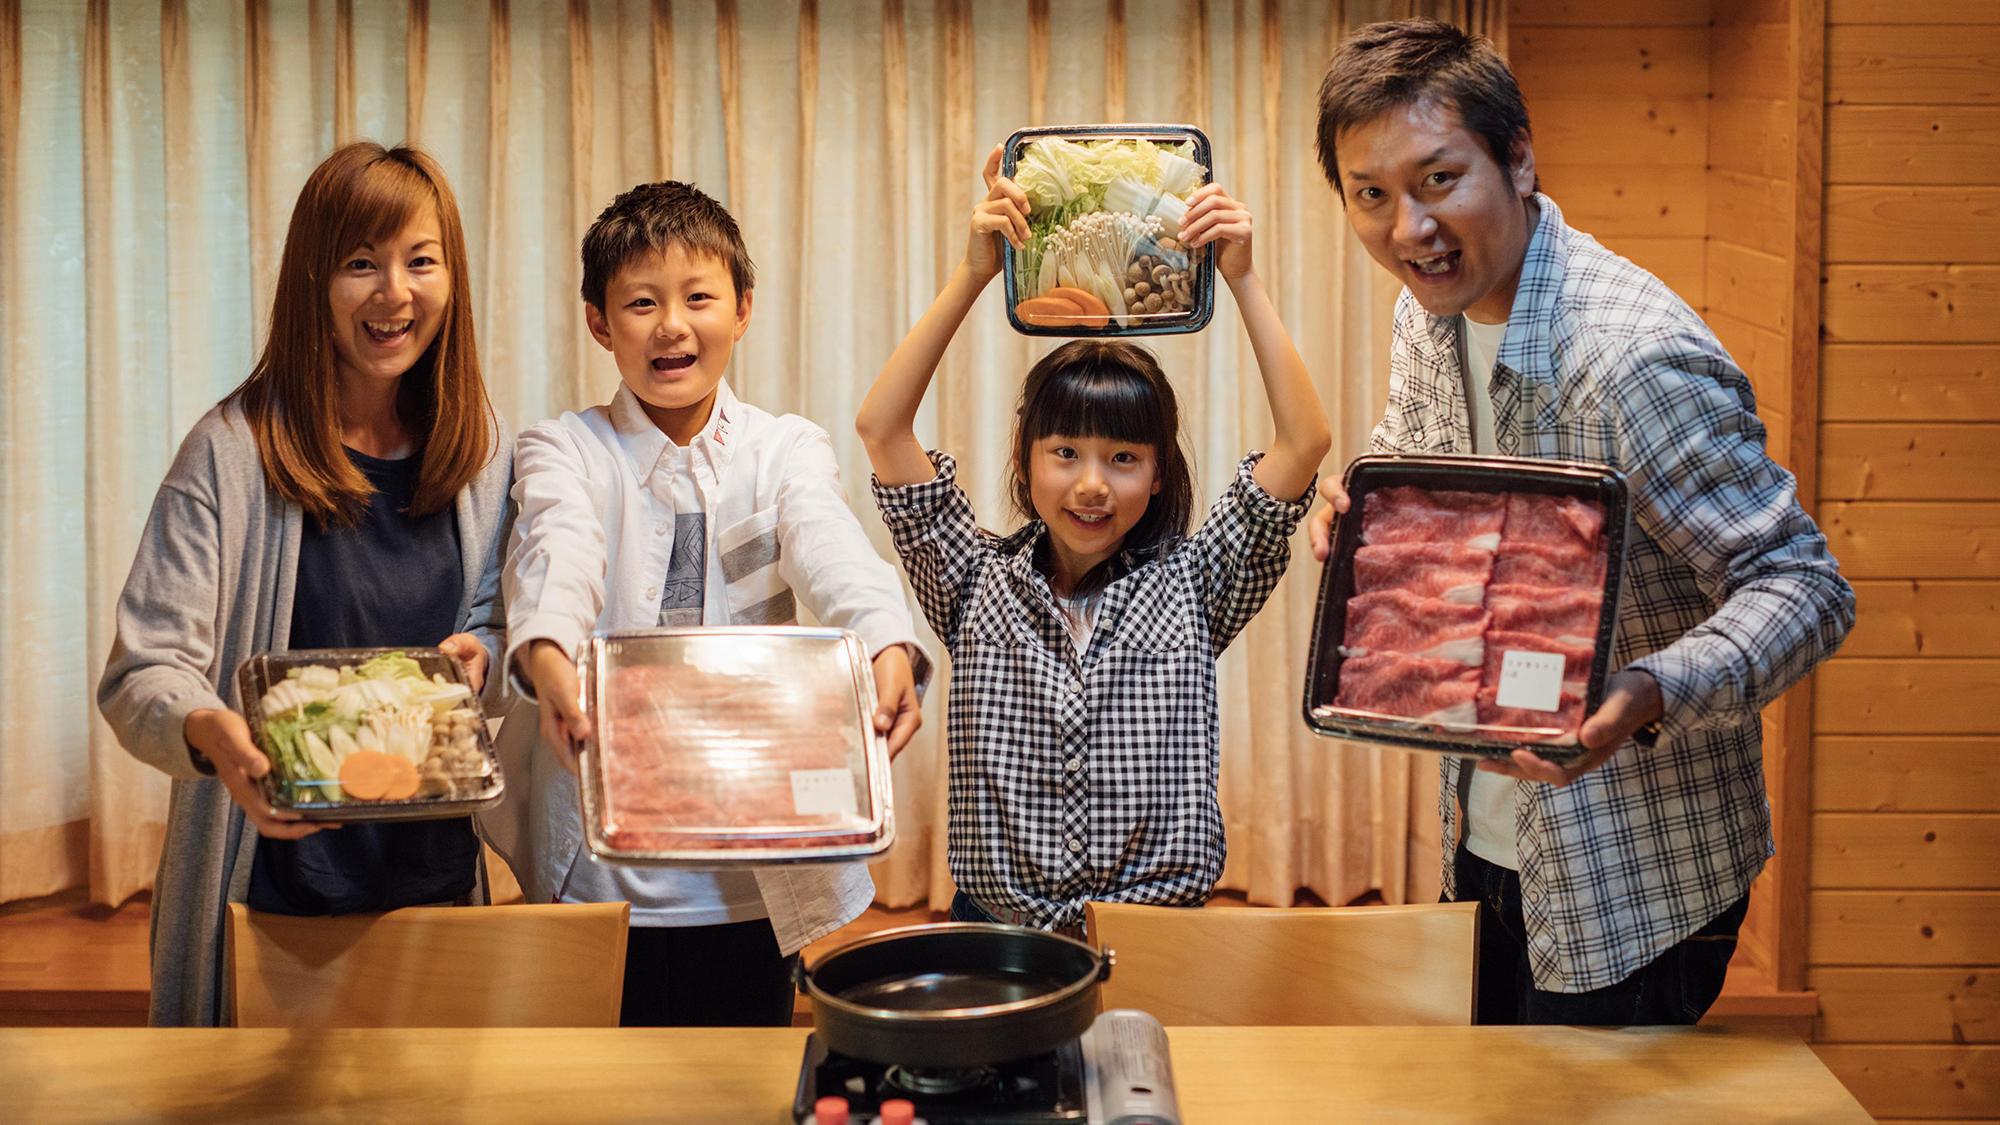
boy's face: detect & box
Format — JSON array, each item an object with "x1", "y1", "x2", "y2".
[
  {"x1": 586, "y1": 243, "x2": 752, "y2": 438},
  {"x1": 1335, "y1": 98, "x2": 1538, "y2": 323}
]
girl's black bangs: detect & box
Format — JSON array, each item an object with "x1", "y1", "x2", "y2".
[{"x1": 1021, "y1": 363, "x2": 1168, "y2": 449}]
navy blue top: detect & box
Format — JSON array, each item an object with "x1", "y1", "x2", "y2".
[{"x1": 247, "y1": 446, "x2": 478, "y2": 916}]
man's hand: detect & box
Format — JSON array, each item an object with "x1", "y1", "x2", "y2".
[
  {"x1": 185, "y1": 708, "x2": 330, "y2": 839},
  {"x1": 1308, "y1": 477, "x2": 1352, "y2": 561},
  {"x1": 966, "y1": 145, "x2": 1030, "y2": 282},
  {"x1": 1477, "y1": 669, "x2": 1664, "y2": 786},
  {"x1": 437, "y1": 632, "x2": 490, "y2": 696},
  {"x1": 871, "y1": 645, "x2": 923, "y2": 759},
  {"x1": 521, "y1": 639, "x2": 590, "y2": 774},
  {"x1": 1179, "y1": 184, "x2": 1255, "y2": 281}
]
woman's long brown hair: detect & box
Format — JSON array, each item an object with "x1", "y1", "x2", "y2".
[{"x1": 228, "y1": 142, "x2": 493, "y2": 527}]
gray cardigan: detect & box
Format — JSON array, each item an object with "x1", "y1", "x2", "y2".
[{"x1": 97, "y1": 403, "x2": 513, "y2": 1026}]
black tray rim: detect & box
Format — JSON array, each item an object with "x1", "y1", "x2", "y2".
[
  {"x1": 1299, "y1": 453, "x2": 1633, "y2": 762},
  {"x1": 999, "y1": 122, "x2": 1217, "y2": 338}
]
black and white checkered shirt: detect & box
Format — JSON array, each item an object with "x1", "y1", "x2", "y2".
[
  {"x1": 875, "y1": 451, "x2": 1312, "y2": 930},
  {"x1": 1377, "y1": 194, "x2": 1855, "y2": 992}
]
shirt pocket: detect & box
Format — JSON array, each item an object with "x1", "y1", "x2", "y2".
[
  {"x1": 1094, "y1": 580, "x2": 1208, "y2": 764},
  {"x1": 718, "y1": 506, "x2": 793, "y2": 625}
]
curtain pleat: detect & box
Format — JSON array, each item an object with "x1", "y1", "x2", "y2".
[{"x1": 1, "y1": 0, "x2": 1487, "y2": 910}]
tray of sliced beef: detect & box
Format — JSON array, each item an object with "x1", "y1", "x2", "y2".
[
  {"x1": 577, "y1": 627, "x2": 895, "y2": 864},
  {"x1": 1302, "y1": 455, "x2": 1630, "y2": 760}
]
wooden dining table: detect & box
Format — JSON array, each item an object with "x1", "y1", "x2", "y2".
[{"x1": 0, "y1": 1024, "x2": 1868, "y2": 1123}]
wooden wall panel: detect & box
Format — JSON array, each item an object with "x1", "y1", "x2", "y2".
[
  {"x1": 1710, "y1": 169, "x2": 1793, "y2": 256},
  {"x1": 1711, "y1": 20, "x2": 1793, "y2": 101},
  {"x1": 1828, "y1": 0, "x2": 2000, "y2": 22},
  {"x1": 1508, "y1": 0, "x2": 1710, "y2": 25},
  {"x1": 1811, "y1": 813, "x2": 2000, "y2": 889},
  {"x1": 1820, "y1": 423, "x2": 2000, "y2": 500},
  {"x1": 1706, "y1": 241, "x2": 1791, "y2": 331},
  {"x1": 1813, "y1": 737, "x2": 2000, "y2": 813},
  {"x1": 1819, "y1": 502, "x2": 2000, "y2": 578},
  {"x1": 1826, "y1": 106, "x2": 2000, "y2": 185},
  {"x1": 1708, "y1": 310, "x2": 1790, "y2": 401},
  {"x1": 1532, "y1": 97, "x2": 1708, "y2": 166},
  {"x1": 1810, "y1": 892, "x2": 2000, "y2": 965},
  {"x1": 1511, "y1": 27, "x2": 1710, "y2": 97},
  {"x1": 1814, "y1": 660, "x2": 2000, "y2": 733},
  {"x1": 1826, "y1": 24, "x2": 2000, "y2": 106},
  {"x1": 1824, "y1": 187, "x2": 2000, "y2": 264},
  {"x1": 1820, "y1": 345, "x2": 2000, "y2": 421},
  {"x1": 1839, "y1": 581, "x2": 2000, "y2": 656},
  {"x1": 1535, "y1": 164, "x2": 1708, "y2": 237},
  {"x1": 1823, "y1": 265, "x2": 2000, "y2": 344},
  {"x1": 1811, "y1": 967, "x2": 1998, "y2": 1043},
  {"x1": 1810, "y1": 1045, "x2": 1999, "y2": 1120},
  {"x1": 1710, "y1": 97, "x2": 1795, "y2": 181},
  {"x1": 1598, "y1": 237, "x2": 1707, "y2": 307}
]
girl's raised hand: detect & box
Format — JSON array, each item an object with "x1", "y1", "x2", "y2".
[
  {"x1": 966, "y1": 144, "x2": 1031, "y2": 282},
  {"x1": 1179, "y1": 184, "x2": 1254, "y2": 281}
]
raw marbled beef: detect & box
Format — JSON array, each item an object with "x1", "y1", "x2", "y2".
[
  {"x1": 1360, "y1": 486, "x2": 1507, "y2": 550},
  {"x1": 1503, "y1": 492, "x2": 1604, "y2": 552},
  {"x1": 1334, "y1": 651, "x2": 1480, "y2": 726},
  {"x1": 1341, "y1": 588, "x2": 1490, "y2": 665},
  {"x1": 1486, "y1": 584, "x2": 1603, "y2": 642},
  {"x1": 1352, "y1": 542, "x2": 1495, "y2": 604},
  {"x1": 1491, "y1": 540, "x2": 1604, "y2": 588},
  {"x1": 1476, "y1": 686, "x2": 1584, "y2": 744}
]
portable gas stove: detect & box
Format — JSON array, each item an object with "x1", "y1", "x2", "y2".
[{"x1": 791, "y1": 1008, "x2": 1181, "y2": 1125}]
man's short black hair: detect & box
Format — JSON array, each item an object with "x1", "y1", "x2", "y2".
[
  {"x1": 580, "y1": 180, "x2": 755, "y2": 308},
  {"x1": 1315, "y1": 18, "x2": 1535, "y2": 201}
]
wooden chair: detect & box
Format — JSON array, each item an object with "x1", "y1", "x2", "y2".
[
  {"x1": 227, "y1": 901, "x2": 630, "y2": 1027},
  {"x1": 1084, "y1": 900, "x2": 1478, "y2": 1026}
]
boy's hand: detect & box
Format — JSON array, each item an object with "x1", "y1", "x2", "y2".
[
  {"x1": 871, "y1": 645, "x2": 923, "y2": 759},
  {"x1": 1179, "y1": 184, "x2": 1254, "y2": 281},
  {"x1": 1308, "y1": 477, "x2": 1353, "y2": 561},
  {"x1": 966, "y1": 144, "x2": 1030, "y2": 282},
  {"x1": 437, "y1": 632, "x2": 490, "y2": 696},
  {"x1": 522, "y1": 639, "x2": 591, "y2": 774}
]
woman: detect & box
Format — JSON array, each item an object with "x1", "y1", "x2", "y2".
[{"x1": 98, "y1": 142, "x2": 511, "y2": 1026}]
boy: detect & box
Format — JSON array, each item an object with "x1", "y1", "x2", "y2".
[
  {"x1": 1305, "y1": 19, "x2": 1854, "y2": 1025},
  {"x1": 485, "y1": 181, "x2": 929, "y2": 1027}
]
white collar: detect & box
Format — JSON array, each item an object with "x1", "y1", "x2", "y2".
[{"x1": 608, "y1": 379, "x2": 740, "y2": 481}]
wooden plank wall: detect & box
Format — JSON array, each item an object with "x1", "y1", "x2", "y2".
[{"x1": 1813, "y1": 0, "x2": 2000, "y2": 1119}]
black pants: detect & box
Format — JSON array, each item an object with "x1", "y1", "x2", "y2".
[
  {"x1": 1451, "y1": 846, "x2": 1748, "y2": 1025},
  {"x1": 619, "y1": 918, "x2": 799, "y2": 1027}
]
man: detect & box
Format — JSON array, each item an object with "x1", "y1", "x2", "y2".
[{"x1": 1308, "y1": 19, "x2": 1854, "y2": 1025}]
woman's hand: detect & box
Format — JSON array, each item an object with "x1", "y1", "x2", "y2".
[
  {"x1": 521, "y1": 639, "x2": 590, "y2": 773},
  {"x1": 437, "y1": 632, "x2": 490, "y2": 696},
  {"x1": 1179, "y1": 184, "x2": 1255, "y2": 281},
  {"x1": 870, "y1": 645, "x2": 923, "y2": 759},
  {"x1": 965, "y1": 145, "x2": 1030, "y2": 282},
  {"x1": 1308, "y1": 477, "x2": 1353, "y2": 561},
  {"x1": 184, "y1": 708, "x2": 330, "y2": 839}
]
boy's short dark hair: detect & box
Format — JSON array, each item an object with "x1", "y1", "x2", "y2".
[
  {"x1": 580, "y1": 180, "x2": 756, "y2": 308},
  {"x1": 1314, "y1": 18, "x2": 1535, "y2": 200}
]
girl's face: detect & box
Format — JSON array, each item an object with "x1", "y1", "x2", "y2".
[
  {"x1": 326, "y1": 201, "x2": 451, "y2": 390},
  {"x1": 1026, "y1": 433, "x2": 1162, "y2": 588}
]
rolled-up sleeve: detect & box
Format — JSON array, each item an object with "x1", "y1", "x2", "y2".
[
  {"x1": 1180, "y1": 452, "x2": 1315, "y2": 655},
  {"x1": 872, "y1": 451, "x2": 991, "y2": 654}
]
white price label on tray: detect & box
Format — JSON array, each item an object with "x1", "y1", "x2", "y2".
[
  {"x1": 790, "y1": 769, "x2": 860, "y2": 817},
  {"x1": 1495, "y1": 650, "x2": 1566, "y2": 713}
]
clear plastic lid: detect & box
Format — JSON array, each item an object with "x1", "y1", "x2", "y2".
[
  {"x1": 579, "y1": 627, "x2": 895, "y2": 865},
  {"x1": 1002, "y1": 123, "x2": 1215, "y2": 337},
  {"x1": 235, "y1": 647, "x2": 502, "y2": 822}
]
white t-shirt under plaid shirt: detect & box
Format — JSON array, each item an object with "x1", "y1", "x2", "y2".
[
  {"x1": 874, "y1": 451, "x2": 1312, "y2": 930},
  {"x1": 1378, "y1": 193, "x2": 1855, "y2": 992}
]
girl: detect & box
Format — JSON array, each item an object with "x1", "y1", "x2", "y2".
[
  {"x1": 98, "y1": 143, "x2": 511, "y2": 1025},
  {"x1": 855, "y1": 148, "x2": 1330, "y2": 934}
]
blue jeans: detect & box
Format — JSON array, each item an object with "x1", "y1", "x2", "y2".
[
  {"x1": 948, "y1": 890, "x2": 1001, "y2": 923},
  {"x1": 1452, "y1": 847, "x2": 1748, "y2": 1025}
]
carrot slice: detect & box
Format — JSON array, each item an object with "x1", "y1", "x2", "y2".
[
  {"x1": 1043, "y1": 287, "x2": 1111, "y2": 328},
  {"x1": 379, "y1": 756, "x2": 421, "y2": 801},
  {"x1": 338, "y1": 750, "x2": 398, "y2": 801},
  {"x1": 1016, "y1": 295, "x2": 1085, "y2": 327}
]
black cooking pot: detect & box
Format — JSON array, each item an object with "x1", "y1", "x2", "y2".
[{"x1": 796, "y1": 922, "x2": 1114, "y2": 1068}]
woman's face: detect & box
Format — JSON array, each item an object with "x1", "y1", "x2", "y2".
[{"x1": 326, "y1": 201, "x2": 450, "y2": 389}]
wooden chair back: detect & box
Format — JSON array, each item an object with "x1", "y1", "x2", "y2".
[
  {"x1": 1085, "y1": 900, "x2": 1478, "y2": 1025},
  {"x1": 227, "y1": 902, "x2": 630, "y2": 1027}
]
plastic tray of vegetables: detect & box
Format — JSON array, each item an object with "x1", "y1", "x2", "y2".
[
  {"x1": 1001, "y1": 123, "x2": 1215, "y2": 337},
  {"x1": 235, "y1": 647, "x2": 503, "y2": 822}
]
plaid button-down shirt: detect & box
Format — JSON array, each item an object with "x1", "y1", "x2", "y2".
[
  {"x1": 874, "y1": 451, "x2": 1311, "y2": 930},
  {"x1": 1375, "y1": 194, "x2": 1855, "y2": 992}
]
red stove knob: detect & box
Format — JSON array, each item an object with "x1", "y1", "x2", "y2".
[
  {"x1": 813, "y1": 1095, "x2": 850, "y2": 1125},
  {"x1": 878, "y1": 1099, "x2": 916, "y2": 1125}
]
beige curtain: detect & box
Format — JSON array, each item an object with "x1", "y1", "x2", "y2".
[{"x1": 0, "y1": 0, "x2": 1499, "y2": 910}]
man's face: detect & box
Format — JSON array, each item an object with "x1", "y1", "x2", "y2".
[{"x1": 1335, "y1": 98, "x2": 1537, "y2": 323}]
